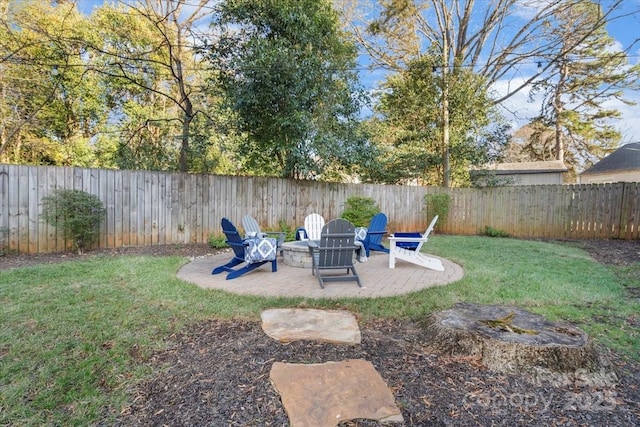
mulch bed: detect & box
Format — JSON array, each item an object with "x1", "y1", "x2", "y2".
[
  {"x1": 3, "y1": 239, "x2": 639, "y2": 426},
  {"x1": 113, "y1": 317, "x2": 640, "y2": 427}
]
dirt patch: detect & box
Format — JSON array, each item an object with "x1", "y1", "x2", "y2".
[
  {"x1": 0, "y1": 243, "x2": 218, "y2": 270},
  {"x1": 579, "y1": 239, "x2": 640, "y2": 266}
]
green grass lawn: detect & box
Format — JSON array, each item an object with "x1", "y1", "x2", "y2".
[{"x1": 1, "y1": 236, "x2": 638, "y2": 425}]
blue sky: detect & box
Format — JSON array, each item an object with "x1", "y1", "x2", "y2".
[{"x1": 76, "y1": 0, "x2": 640, "y2": 143}]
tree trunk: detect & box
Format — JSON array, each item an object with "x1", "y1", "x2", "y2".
[
  {"x1": 554, "y1": 60, "x2": 568, "y2": 163},
  {"x1": 179, "y1": 112, "x2": 192, "y2": 173},
  {"x1": 420, "y1": 302, "x2": 606, "y2": 374}
]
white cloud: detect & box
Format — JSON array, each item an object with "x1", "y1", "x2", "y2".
[{"x1": 491, "y1": 77, "x2": 539, "y2": 128}]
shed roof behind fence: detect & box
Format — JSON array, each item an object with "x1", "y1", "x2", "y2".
[
  {"x1": 581, "y1": 142, "x2": 640, "y2": 176},
  {"x1": 483, "y1": 160, "x2": 568, "y2": 175}
]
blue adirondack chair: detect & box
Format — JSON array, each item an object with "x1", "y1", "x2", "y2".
[
  {"x1": 211, "y1": 218, "x2": 277, "y2": 280},
  {"x1": 358, "y1": 212, "x2": 390, "y2": 257}
]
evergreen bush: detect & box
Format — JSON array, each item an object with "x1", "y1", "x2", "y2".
[
  {"x1": 41, "y1": 189, "x2": 106, "y2": 254},
  {"x1": 340, "y1": 196, "x2": 380, "y2": 227}
]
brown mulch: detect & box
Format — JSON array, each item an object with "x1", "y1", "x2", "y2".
[{"x1": 2, "y1": 240, "x2": 639, "y2": 426}]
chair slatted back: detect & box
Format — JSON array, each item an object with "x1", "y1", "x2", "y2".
[
  {"x1": 221, "y1": 217, "x2": 245, "y2": 258},
  {"x1": 317, "y1": 219, "x2": 355, "y2": 268},
  {"x1": 415, "y1": 215, "x2": 438, "y2": 252},
  {"x1": 304, "y1": 213, "x2": 325, "y2": 241},
  {"x1": 365, "y1": 213, "x2": 387, "y2": 245},
  {"x1": 242, "y1": 215, "x2": 261, "y2": 237}
]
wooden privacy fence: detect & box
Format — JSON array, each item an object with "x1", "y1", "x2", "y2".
[
  {"x1": 0, "y1": 164, "x2": 638, "y2": 254},
  {"x1": 441, "y1": 184, "x2": 640, "y2": 240}
]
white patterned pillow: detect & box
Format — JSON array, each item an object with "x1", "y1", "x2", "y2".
[
  {"x1": 245, "y1": 237, "x2": 277, "y2": 263},
  {"x1": 354, "y1": 227, "x2": 368, "y2": 241}
]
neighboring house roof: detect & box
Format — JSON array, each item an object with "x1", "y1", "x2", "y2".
[
  {"x1": 581, "y1": 142, "x2": 640, "y2": 176},
  {"x1": 482, "y1": 160, "x2": 568, "y2": 175}
]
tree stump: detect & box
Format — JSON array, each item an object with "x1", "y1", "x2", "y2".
[{"x1": 421, "y1": 302, "x2": 605, "y2": 374}]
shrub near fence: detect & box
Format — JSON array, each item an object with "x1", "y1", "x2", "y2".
[{"x1": 0, "y1": 164, "x2": 638, "y2": 254}]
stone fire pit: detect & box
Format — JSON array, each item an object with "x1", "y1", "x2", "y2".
[{"x1": 281, "y1": 241, "x2": 314, "y2": 268}]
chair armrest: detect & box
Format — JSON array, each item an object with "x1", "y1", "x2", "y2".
[
  {"x1": 263, "y1": 231, "x2": 285, "y2": 243},
  {"x1": 364, "y1": 230, "x2": 387, "y2": 240},
  {"x1": 388, "y1": 236, "x2": 427, "y2": 242},
  {"x1": 227, "y1": 240, "x2": 248, "y2": 249}
]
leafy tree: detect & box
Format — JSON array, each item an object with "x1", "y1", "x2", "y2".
[
  {"x1": 0, "y1": 1, "x2": 106, "y2": 166},
  {"x1": 365, "y1": 55, "x2": 508, "y2": 186},
  {"x1": 85, "y1": 0, "x2": 223, "y2": 173},
  {"x1": 205, "y1": 0, "x2": 371, "y2": 180},
  {"x1": 524, "y1": 1, "x2": 640, "y2": 173}
]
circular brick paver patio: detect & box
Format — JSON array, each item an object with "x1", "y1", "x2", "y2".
[{"x1": 177, "y1": 250, "x2": 464, "y2": 298}]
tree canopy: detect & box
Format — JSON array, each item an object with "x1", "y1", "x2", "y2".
[
  {"x1": 204, "y1": 0, "x2": 372, "y2": 180},
  {"x1": 1, "y1": 0, "x2": 638, "y2": 185},
  {"x1": 365, "y1": 55, "x2": 509, "y2": 186},
  {"x1": 521, "y1": 1, "x2": 640, "y2": 174}
]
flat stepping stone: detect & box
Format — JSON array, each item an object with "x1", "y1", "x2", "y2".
[
  {"x1": 261, "y1": 308, "x2": 361, "y2": 344},
  {"x1": 270, "y1": 359, "x2": 404, "y2": 426}
]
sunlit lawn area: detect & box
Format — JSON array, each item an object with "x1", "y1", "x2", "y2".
[{"x1": 1, "y1": 235, "x2": 638, "y2": 425}]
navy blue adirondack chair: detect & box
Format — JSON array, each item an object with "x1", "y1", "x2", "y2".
[
  {"x1": 358, "y1": 212, "x2": 390, "y2": 257},
  {"x1": 212, "y1": 218, "x2": 277, "y2": 280}
]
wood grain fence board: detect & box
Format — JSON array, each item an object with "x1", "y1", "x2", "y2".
[
  {"x1": 210, "y1": 174, "x2": 220, "y2": 235},
  {"x1": 120, "y1": 170, "x2": 130, "y2": 247},
  {"x1": 196, "y1": 174, "x2": 205, "y2": 243},
  {"x1": 194, "y1": 174, "x2": 204, "y2": 243},
  {"x1": 6, "y1": 165, "x2": 17, "y2": 249},
  {"x1": 621, "y1": 182, "x2": 639, "y2": 239},
  {"x1": 181, "y1": 174, "x2": 191, "y2": 243},
  {"x1": 593, "y1": 184, "x2": 604, "y2": 239},
  {"x1": 48, "y1": 167, "x2": 62, "y2": 251},
  {"x1": 552, "y1": 186, "x2": 566, "y2": 238},
  {"x1": 593, "y1": 184, "x2": 604, "y2": 238},
  {"x1": 611, "y1": 183, "x2": 623, "y2": 239},
  {"x1": 17, "y1": 166, "x2": 29, "y2": 252},
  {"x1": 26, "y1": 168, "x2": 35, "y2": 253},
  {"x1": 0, "y1": 164, "x2": 7, "y2": 250},
  {"x1": 135, "y1": 172, "x2": 144, "y2": 246},
  {"x1": 36, "y1": 166, "x2": 48, "y2": 252},
  {"x1": 632, "y1": 183, "x2": 640, "y2": 239},
  {"x1": 631, "y1": 183, "x2": 637, "y2": 239},
  {"x1": 602, "y1": 184, "x2": 612, "y2": 239}
]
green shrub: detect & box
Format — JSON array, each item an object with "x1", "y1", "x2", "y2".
[
  {"x1": 424, "y1": 193, "x2": 450, "y2": 224},
  {"x1": 340, "y1": 196, "x2": 380, "y2": 227},
  {"x1": 276, "y1": 220, "x2": 298, "y2": 241},
  {"x1": 208, "y1": 233, "x2": 228, "y2": 249},
  {"x1": 483, "y1": 226, "x2": 510, "y2": 237},
  {"x1": 41, "y1": 189, "x2": 106, "y2": 254}
]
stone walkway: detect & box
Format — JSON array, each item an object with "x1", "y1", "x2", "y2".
[
  {"x1": 262, "y1": 308, "x2": 404, "y2": 426},
  {"x1": 177, "y1": 250, "x2": 464, "y2": 298},
  {"x1": 176, "y1": 251, "x2": 464, "y2": 424}
]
